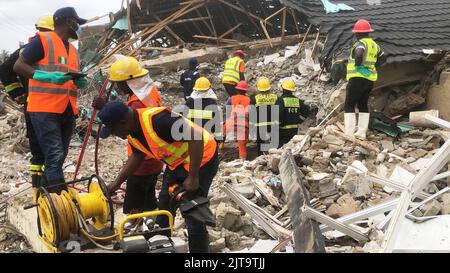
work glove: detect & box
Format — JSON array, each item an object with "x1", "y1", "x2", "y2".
[
  {"x1": 73, "y1": 77, "x2": 89, "y2": 89},
  {"x1": 92, "y1": 96, "x2": 107, "y2": 111},
  {"x1": 32, "y1": 70, "x2": 72, "y2": 85},
  {"x1": 355, "y1": 66, "x2": 371, "y2": 77}
]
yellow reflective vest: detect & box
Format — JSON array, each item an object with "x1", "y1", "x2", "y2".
[
  {"x1": 347, "y1": 38, "x2": 380, "y2": 82},
  {"x1": 222, "y1": 56, "x2": 243, "y2": 83}
]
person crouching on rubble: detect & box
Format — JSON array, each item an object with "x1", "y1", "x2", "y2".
[
  {"x1": 185, "y1": 77, "x2": 222, "y2": 140},
  {"x1": 223, "y1": 80, "x2": 251, "y2": 160},
  {"x1": 344, "y1": 19, "x2": 386, "y2": 140},
  {"x1": 98, "y1": 100, "x2": 219, "y2": 253},
  {"x1": 92, "y1": 56, "x2": 163, "y2": 217}
]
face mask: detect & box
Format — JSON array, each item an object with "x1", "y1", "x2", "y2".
[{"x1": 126, "y1": 74, "x2": 155, "y2": 101}]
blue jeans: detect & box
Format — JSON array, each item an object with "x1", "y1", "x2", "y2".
[{"x1": 29, "y1": 106, "x2": 75, "y2": 185}]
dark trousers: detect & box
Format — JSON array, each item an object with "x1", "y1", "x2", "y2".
[
  {"x1": 156, "y1": 150, "x2": 219, "y2": 253},
  {"x1": 223, "y1": 83, "x2": 237, "y2": 97},
  {"x1": 123, "y1": 174, "x2": 159, "y2": 214},
  {"x1": 29, "y1": 106, "x2": 75, "y2": 190},
  {"x1": 24, "y1": 107, "x2": 44, "y2": 166},
  {"x1": 23, "y1": 104, "x2": 45, "y2": 165},
  {"x1": 278, "y1": 129, "x2": 297, "y2": 148},
  {"x1": 345, "y1": 77, "x2": 374, "y2": 113}
]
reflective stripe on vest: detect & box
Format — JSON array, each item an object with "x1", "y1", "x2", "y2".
[
  {"x1": 347, "y1": 38, "x2": 379, "y2": 82},
  {"x1": 283, "y1": 97, "x2": 300, "y2": 108},
  {"x1": 129, "y1": 107, "x2": 217, "y2": 171},
  {"x1": 188, "y1": 109, "x2": 214, "y2": 120},
  {"x1": 281, "y1": 124, "x2": 299, "y2": 130},
  {"x1": 5, "y1": 82, "x2": 23, "y2": 93},
  {"x1": 27, "y1": 32, "x2": 80, "y2": 114},
  {"x1": 255, "y1": 121, "x2": 277, "y2": 127},
  {"x1": 255, "y1": 93, "x2": 277, "y2": 106},
  {"x1": 222, "y1": 57, "x2": 242, "y2": 83}
]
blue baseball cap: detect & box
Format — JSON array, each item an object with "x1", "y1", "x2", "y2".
[
  {"x1": 97, "y1": 101, "x2": 129, "y2": 139},
  {"x1": 189, "y1": 58, "x2": 198, "y2": 67},
  {"x1": 54, "y1": 7, "x2": 87, "y2": 25}
]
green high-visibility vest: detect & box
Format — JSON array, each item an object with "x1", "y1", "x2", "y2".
[
  {"x1": 347, "y1": 38, "x2": 380, "y2": 82},
  {"x1": 222, "y1": 56, "x2": 243, "y2": 83}
]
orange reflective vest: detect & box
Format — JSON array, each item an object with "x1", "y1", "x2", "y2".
[
  {"x1": 225, "y1": 94, "x2": 250, "y2": 130},
  {"x1": 128, "y1": 85, "x2": 162, "y2": 108},
  {"x1": 128, "y1": 107, "x2": 217, "y2": 172},
  {"x1": 127, "y1": 89, "x2": 162, "y2": 158},
  {"x1": 27, "y1": 32, "x2": 80, "y2": 115}
]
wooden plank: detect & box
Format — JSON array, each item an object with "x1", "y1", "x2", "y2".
[
  {"x1": 279, "y1": 150, "x2": 326, "y2": 253},
  {"x1": 281, "y1": 9, "x2": 287, "y2": 42},
  {"x1": 205, "y1": 6, "x2": 218, "y2": 45},
  {"x1": 216, "y1": 0, "x2": 273, "y2": 27},
  {"x1": 126, "y1": 0, "x2": 132, "y2": 34},
  {"x1": 193, "y1": 35, "x2": 239, "y2": 44},
  {"x1": 296, "y1": 24, "x2": 312, "y2": 56},
  {"x1": 382, "y1": 138, "x2": 450, "y2": 252},
  {"x1": 289, "y1": 9, "x2": 301, "y2": 36},
  {"x1": 219, "y1": 23, "x2": 242, "y2": 39},
  {"x1": 264, "y1": 6, "x2": 287, "y2": 23},
  {"x1": 331, "y1": 128, "x2": 380, "y2": 153},
  {"x1": 259, "y1": 20, "x2": 273, "y2": 47}
]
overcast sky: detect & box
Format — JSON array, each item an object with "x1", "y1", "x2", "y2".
[{"x1": 0, "y1": 0, "x2": 123, "y2": 52}]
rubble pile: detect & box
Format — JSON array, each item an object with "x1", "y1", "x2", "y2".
[{"x1": 201, "y1": 118, "x2": 450, "y2": 252}]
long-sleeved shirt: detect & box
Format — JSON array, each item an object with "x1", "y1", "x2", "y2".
[{"x1": 180, "y1": 69, "x2": 200, "y2": 99}]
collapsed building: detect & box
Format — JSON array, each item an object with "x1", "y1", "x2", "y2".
[{"x1": 1, "y1": 0, "x2": 450, "y2": 253}]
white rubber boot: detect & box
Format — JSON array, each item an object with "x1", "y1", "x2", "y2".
[
  {"x1": 344, "y1": 113, "x2": 356, "y2": 137},
  {"x1": 354, "y1": 113, "x2": 370, "y2": 140}
]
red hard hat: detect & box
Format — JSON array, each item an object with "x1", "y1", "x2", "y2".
[
  {"x1": 352, "y1": 19, "x2": 374, "y2": 33},
  {"x1": 234, "y1": 50, "x2": 246, "y2": 56},
  {"x1": 235, "y1": 80, "x2": 249, "y2": 91}
]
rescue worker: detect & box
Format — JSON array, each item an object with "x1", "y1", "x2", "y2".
[
  {"x1": 185, "y1": 77, "x2": 221, "y2": 140},
  {"x1": 222, "y1": 50, "x2": 246, "y2": 97},
  {"x1": 180, "y1": 58, "x2": 200, "y2": 101},
  {"x1": 92, "y1": 56, "x2": 163, "y2": 215},
  {"x1": 14, "y1": 7, "x2": 88, "y2": 194},
  {"x1": 223, "y1": 80, "x2": 250, "y2": 160},
  {"x1": 345, "y1": 19, "x2": 386, "y2": 139},
  {"x1": 98, "y1": 101, "x2": 218, "y2": 253},
  {"x1": 250, "y1": 77, "x2": 278, "y2": 155},
  {"x1": 276, "y1": 79, "x2": 310, "y2": 148},
  {"x1": 0, "y1": 15, "x2": 54, "y2": 200}
]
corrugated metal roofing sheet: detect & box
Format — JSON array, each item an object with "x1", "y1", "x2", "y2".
[{"x1": 281, "y1": 0, "x2": 450, "y2": 65}]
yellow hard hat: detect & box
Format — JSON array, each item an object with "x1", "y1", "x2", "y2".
[
  {"x1": 281, "y1": 79, "x2": 296, "y2": 92},
  {"x1": 109, "y1": 56, "x2": 149, "y2": 82},
  {"x1": 257, "y1": 77, "x2": 271, "y2": 92},
  {"x1": 193, "y1": 77, "x2": 211, "y2": 92},
  {"x1": 35, "y1": 15, "x2": 54, "y2": 31}
]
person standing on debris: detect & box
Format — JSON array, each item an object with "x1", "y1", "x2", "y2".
[
  {"x1": 250, "y1": 77, "x2": 278, "y2": 155},
  {"x1": 180, "y1": 58, "x2": 200, "y2": 101},
  {"x1": 93, "y1": 56, "x2": 164, "y2": 215},
  {"x1": 345, "y1": 19, "x2": 386, "y2": 140},
  {"x1": 222, "y1": 50, "x2": 246, "y2": 97},
  {"x1": 13, "y1": 7, "x2": 89, "y2": 194},
  {"x1": 223, "y1": 80, "x2": 251, "y2": 160},
  {"x1": 0, "y1": 16, "x2": 54, "y2": 200},
  {"x1": 98, "y1": 101, "x2": 218, "y2": 253},
  {"x1": 276, "y1": 79, "x2": 310, "y2": 148},
  {"x1": 185, "y1": 77, "x2": 221, "y2": 140}
]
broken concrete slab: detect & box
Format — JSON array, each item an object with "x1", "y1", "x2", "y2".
[
  {"x1": 234, "y1": 182, "x2": 256, "y2": 199},
  {"x1": 393, "y1": 216, "x2": 450, "y2": 253}
]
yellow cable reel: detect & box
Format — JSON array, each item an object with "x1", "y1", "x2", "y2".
[{"x1": 36, "y1": 175, "x2": 115, "y2": 251}]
